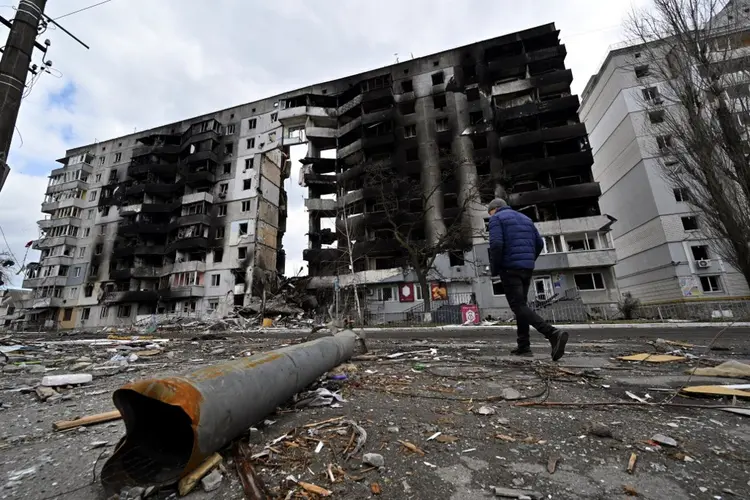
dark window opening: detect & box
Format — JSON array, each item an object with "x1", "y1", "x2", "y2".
[
  {"x1": 238, "y1": 247, "x2": 247, "y2": 259},
  {"x1": 401, "y1": 80, "x2": 413, "y2": 92},
  {"x1": 634, "y1": 65, "x2": 650, "y2": 78},
  {"x1": 239, "y1": 223, "x2": 248, "y2": 235},
  {"x1": 63, "y1": 308, "x2": 73, "y2": 321},
  {"x1": 469, "y1": 111, "x2": 484, "y2": 125},
  {"x1": 648, "y1": 110, "x2": 665, "y2": 123},
  {"x1": 656, "y1": 134, "x2": 673, "y2": 151},
  {"x1": 400, "y1": 101, "x2": 416, "y2": 115},
  {"x1": 214, "y1": 249, "x2": 223, "y2": 262},
  {"x1": 700, "y1": 275, "x2": 722, "y2": 292},
  {"x1": 673, "y1": 188, "x2": 689, "y2": 202},
  {"x1": 472, "y1": 135, "x2": 488, "y2": 149},
  {"x1": 243, "y1": 179, "x2": 252, "y2": 190},
  {"x1": 223, "y1": 163, "x2": 231, "y2": 174},
  {"x1": 574, "y1": 273, "x2": 605, "y2": 290},
  {"x1": 681, "y1": 216, "x2": 699, "y2": 230},
  {"x1": 406, "y1": 148, "x2": 419, "y2": 161},
  {"x1": 467, "y1": 87, "x2": 480, "y2": 101},
  {"x1": 433, "y1": 94, "x2": 447, "y2": 110},
  {"x1": 224, "y1": 143, "x2": 234, "y2": 155},
  {"x1": 691, "y1": 245, "x2": 709, "y2": 260},
  {"x1": 449, "y1": 252, "x2": 465, "y2": 266},
  {"x1": 432, "y1": 72, "x2": 444, "y2": 85}
]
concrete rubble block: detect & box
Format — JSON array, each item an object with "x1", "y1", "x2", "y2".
[
  {"x1": 35, "y1": 386, "x2": 58, "y2": 402},
  {"x1": 651, "y1": 434, "x2": 678, "y2": 447},
  {"x1": 41, "y1": 374, "x2": 93, "y2": 387},
  {"x1": 363, "y1": 453, "x2": 385, "y2": 468},
  {"x1": 490, "y1": 485, "x2": 543, "y2": 499},
  {"x1": 201, "y1": 469, "x2": 223, "y2": 492},
  {"x1": 501, "y1": 388, "x2": 522, "y2": 400}
]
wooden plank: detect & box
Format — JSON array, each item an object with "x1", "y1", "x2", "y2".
[
  {"x1": 618, "y1": 353, "x2": 686, "y2": 363},
  {"x1": 681, "y1": 386, "x2": 750, "y2": 398},
  {"x1": 52, "y1": 410, "x2": 121, "y2": 431},
  {"x1": 177, "y1": 453, "x2": 222, "y2": 496}
]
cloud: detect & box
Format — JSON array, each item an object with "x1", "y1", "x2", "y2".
[{"x1": 0, "y1": 0, "x2": 650, "y2": 285}]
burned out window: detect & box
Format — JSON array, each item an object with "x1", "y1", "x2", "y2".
[
  {"x1": 469, "y1": 111, "x2": 484, "y2": 125},
  {"x1": 431, "y1": 72, "x2": 444, "y2": 85},
  {"x1": 634, "y1": 65, "x2": 650, "y2": 78},
  {"x1": 691, "y1": 245, "x2": 709, "y2": 260},
  {"x1": 401, "y1": 80, "x2": 413, "y2": 92},
  {"x1": 400, "y1": 101, "x2": 416, "y2": 115},
  {"x1": 648, "y1": 110, "x2": 665, "y2": 124},
  {"x1": 673, "y1": 188, "x2": 689, "y2": 202},
  {"x1": 218, "y1": 205, "x2": 227, "y2": 217},
  {"x1": 700, "y1": 275, "x2": 722, "y2": 292},
  {"x1": 216, "y1": 226, "x2": 225, "y2": 239},
  {"x1": 214, "y1": 249, "x2": 223, "y2": 262},
  {"x1": 436, "y1": 118, "x2": 449, "y2": 132},
  {"x1": 449, "y1": 252, "x2": 465, "y2": 266},
  {"x1": 224, "y1": 143, "x2": 234, "y2": 155},
  {"x1": 467, "y1": 87, "x2": 480, "y2": 101},
  {"x1": 574, "y1": 273, "x2": 606, "y2": 291},
  {"x1": 681, "y1": 216, "x2": 699, "y2": 231},
  {"x1": 433, "y1": 94, "x2": 447, "y2": 110},
  {"x1": 404, "y1": 125, "x2": 417, "y2": 138},
  {"x1": 472, "y1": 134, "x2": 488, "y2": 149},
  {"x1": 243, "y1": 179, "x2": 252, "y2": 190},
  {"x1": 405, "y1": 148, "x2": 419, "y2": 161},
  {"x1": 239, "y1": 223, "x2": 248, "y2": 235},
  {"x1": 223, "y1": 163, "x2": 231, "y2": 174},
  {"x1": 238, "y1": 247, "x2": 247, "y2": 260}
]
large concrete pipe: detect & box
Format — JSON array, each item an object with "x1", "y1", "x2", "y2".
[{"x1": 101, "y1": 330, "x2": 359, "y2": 492}]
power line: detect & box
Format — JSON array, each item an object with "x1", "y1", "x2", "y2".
[{"x1": 52, "y1": 0, "x2": 112, "y2": 21}]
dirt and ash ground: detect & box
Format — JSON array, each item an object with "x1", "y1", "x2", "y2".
[{"x1": 1, "y1": 328, "x2": 749, "y2": 500}]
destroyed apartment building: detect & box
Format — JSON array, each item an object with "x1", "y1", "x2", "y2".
[{"x1": 21, "y1": 23, "x2": 618, "y2": 328}]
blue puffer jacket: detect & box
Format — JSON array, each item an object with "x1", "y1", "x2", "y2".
[{"x1": 488, "y1": 206, "x2": 544, "y2": 273}]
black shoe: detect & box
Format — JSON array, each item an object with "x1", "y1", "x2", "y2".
[
  {"x1": 510, "y1": 347, "x2": 533, "y2": 357},
  {"x1": 550, "y1": 330, "x2": 569, "y2": 361}
]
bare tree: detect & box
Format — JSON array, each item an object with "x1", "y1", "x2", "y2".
[
  {"x1": 362, "y1": 157, "x2": 481, "y2": 318},
  {"x1": 626, "y1": 0, "x2": 750, "y2": 287},
  {"x1": 336, "y1": 196, "x2": 364, "y2": 324}
]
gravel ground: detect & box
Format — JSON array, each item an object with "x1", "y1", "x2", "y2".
[{"x1": 1, "y1": 328, "x2": 749, "y2": 499}]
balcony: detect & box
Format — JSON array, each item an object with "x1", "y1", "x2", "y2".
[
  {"x1": 119, "y1": 221, "x2": 176, "y2": 236},
  {"x1": 41, "y1": 200, "x2": 59, "y2": 214},
  {"x1": 182, "y1": 192, "x2": 214, "y2": 205},
  {"x1": 46, "y1": 179, "x2": 88, "y2": 196},
  {"x1": 182, "y1": 129, "x2": 220, "y2": 147},
  {"x1": 495, "y1": 95, "x2": 581, "y2": 122},
  {"x1": 499, "y1": 123, "x2": 587, "y2": 148},
  {"x1": 158, "y1": 285, "x2": 205, "y2": 300},
  {"x1": 278, "y1": 105, "x2": 337, "y2": 126},
  {"x1": 105, "y1": 290, "x2": 160, "y2": 304},
  {"x1": 507, "y1": 182, "x2": 601, "y2": 206},
  {"x1": 492, "y1": 69, "x2": 573, "y2": 97},
  {"x1": 536, "y1": 215, "x2": 615, "y2": 237},
  {"x1": 125, "y1": 182, "x2": 183, "y2": 197},
  {"x1": 141, "y1": 202, "x2": 181, "y2": 214},
  {"x1": 503, "y1": 151, "x2": 593, "y2": 177},
  {"x1": 112, "y1": 244, "x2": 165, "y2": 258},
  {"x1": 303, "y1": 173, "x2": 336, "y2": 185},
  {"x1": 20, "y1": 297, "x2": 64, "y2": 309},
  {"x1": 303, "y1": 248, "x2": 343, "y2": 264},
  {"x1": 120, "y1": 204, "x2": 142, "y2": 215},
  {"x1": 166, "y1": 236, "x2": 209, "y2": 252},
  {"x1": 50, "y1": 162, "x2": 94, "y2": 178},
  {"x1": 22, "y1": 276, "x2": 67, "y2": 288},
  {"x1": 337, "y1": 139, "x2": 362, "y2": 159},
  {"x1": 184, "y1": 150, "x2": 219, "y2": 165},
  {"x1": 304, "y1": 198, "x2": 336, "y2": 215},
  {"x1": 176, "y1": 213, "x2": 212, "y2": 227},
  {"x1": 110, "y1": 268, "x2": 133, "y2": 280},
  {"x1": 38, "y1": 216, "x2": 82, "y2": 230},
  {"x1": 33, "y1": 236, "x2": 78, "y2": 250},
  {"x1": 170, "y1": 261, "x2": 206, "y2": 274},
  {"x1": 132, "y1": 143, "x2": 180, "y2": 157},
  {"x1": 128, "y1": 162, "x2": 179, "y2": 179},
  {"x1": 182, "y1": 170, "x2": 216, "y2": 186},
  {"x1": 41, "y1": 254, "x2": 74, "y2": 267},
  {"x1": 535, "y1": 249, "x2": 618, "y2": 271}
]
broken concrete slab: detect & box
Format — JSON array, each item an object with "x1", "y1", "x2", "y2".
[{"x1": 490, "y1": 486, "x2": 543, "y2": 499}]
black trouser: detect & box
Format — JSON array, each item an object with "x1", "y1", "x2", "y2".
[{"x1": 500, "y1": 269, "x2": 557, "y2": 350}]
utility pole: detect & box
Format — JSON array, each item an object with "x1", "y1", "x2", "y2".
[{"x1": 0, "y1": 0, "x2": 47, "y2": 192}]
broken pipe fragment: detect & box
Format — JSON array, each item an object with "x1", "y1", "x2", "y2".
[{"x1": 100, "y1": 330, "x2": 358, "y2": 493}]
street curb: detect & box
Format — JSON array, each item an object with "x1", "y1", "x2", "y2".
[{"x1": 357, "y1": 322, "x2": 750, "y2": 333}]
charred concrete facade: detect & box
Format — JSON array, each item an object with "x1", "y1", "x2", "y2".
[{"x1": 22, "y1": 23, "x2": 618, "y2": 328}]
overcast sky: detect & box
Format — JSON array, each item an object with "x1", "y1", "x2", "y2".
[{"x1": 0, "y1": 0, "x2": 650, "y2": 286}]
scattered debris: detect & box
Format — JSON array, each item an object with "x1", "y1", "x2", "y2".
[
  {"x1": 720, "y1": 407, "x2": 750, "y2": 417},
  {"x1": 436, "y1": 435, "x2": 458, "y2": 444},
  {"x1": 370, "y1": 482, "x2": 382, "y2": 495},
  {"x1": 688, "y1": 360, "x2": 750, "y2": 378},
  {"x1": 295, "y1": 387, "x2": 346, "y2": 408},
  {"x1": 201, "y1": 469, "x2": 223, "y2": 492},
  {"x1": 41, "y1": 374, "x2": 93, "y2": 387},
  {"x1": 501, "y1": 388, "x2": 522, "y2": 400},
  {"x1": 490, "y1": 485, "x2": 543, "y2": 499},
  {"x1": 177, "y1": 452, "x2": 223, "y2": 496},
  {"x1": 52, "y1": 410, "x2": 121, "y2": 431},
  {"x1": 625, "y1": 391, "x2": 649, "y2": 404},
  {"x1": 651, "y1": 434, "x2": 678, "y2": 447},
  {"x1": 588, "y1": 423, "x2": 613, "y2": 438},
  {"x1": 298, "y1": 481, "x2": 332, "y2": 497},
  {"x1": 476, "y1": 405, "x2": 496, "y2": 415},
  {"x1": 623, "y1": 484, "x2": 639, "y2": 496},
  {"x1": 681, "y1": 385, "x2": 750, "y2": 398},
  {"x1": 234, "y1": 443, "x2": 269, "y2": 500},
  {"x1": 35, "y1": 386, "x2": 58, "y2": 402},
  {"x1": 362, "y1": 453, "x2": 385, "y2": 468},
  {"x1": 627, "y1": 453, "x2": 638, "y2": 474},
  {"x1": 547, "y1": 455, "x2": 559, "y2": 474},
  {"x1": 398, "y1": 440, "x2": 426, "y2": 456}
]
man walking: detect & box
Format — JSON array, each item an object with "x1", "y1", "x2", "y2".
[{"x1": 487, "y1": 198, "x2": 568, "y2": 360}]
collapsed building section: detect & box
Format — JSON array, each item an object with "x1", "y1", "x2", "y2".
[{"x1": 21, "y1": 23, "x2": 618, "y2": 329}]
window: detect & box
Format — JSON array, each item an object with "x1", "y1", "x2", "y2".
[
  {"x1": 117, "y1": 305, "x2": 132, "y2": 318},
  {"x1": 112, "y1": 152, "x2": 122, "y2": 163},
  {"x1": 216, "y1": 226, "x2": 226, "y2": 239},
  {"x1": 400, "y1": 101, "x2": 416, "y2": 115},
  {"x1": 691, "y1": 245, "x2": 710, "y2": 260},
  {"x1": 99, "y1": 224, "x2": 106, "y2": 235},
  {"x1": 95, "y1": 174, "x2": 101, "y2": 183},
  {"x1": 83, "y1": 228, "x2": 90, "y2": 237},
  {"x1": 377, "y1": 286, "x2": 396, "y2": 302},
  {"x1": 214, "y1": 248, "x2": 223, "y2": 262},
  {"x1": 449, "y1": 252, "x2": 465, "y2": 266},
  {"x1": 648, "y1": 110, "x2": 665, "y2": 123},
  {"x1": 634, "y1": 65, "x2": 650, "y2": 78},
  {"x1": 98, "y1": 157, "x2": 105, "y2": 165},
  {"x1": 224, "y1": 143, "x2": 234, "y2": 155},
  {"x1": 218, "y1": 205, "x2": 227, "y2": 216},
  {"x1": 700, "y1": 275, "x2": 722, "y2": 293},
  {"x1": 642, "y1": 86, "x2": 660, "y2": 103},
  {"x1": 95, "y1": 244, "x2": 103, "y2": 255},
  {"x1": 268, "y1": 131, "x2": 277, "y2": 142},
  {"x1": 81, "y1": 308, "x2": 90, "y2": 321},
  {"x1": 100, "y1": 305, "x2": 109, "y2": 318},
  {"x1": 245, "y1": 158, "x2": 254, "y2": 170},
  {"x1": 436, "y1": 118, "x2": 449, "y2": 132},
  {"x1": 404, "y1": 125, "x2": 417, "y2": 138},
  {"x1": 238, "y1": 222, "x2": 248, "y2": 235},
  {"x1": 574, "y1": 273, "x2": 606, "y2": 291},
  {"x1": 59, "y1": 266, "x2": 69, "y2": 277},
  {"x1": 248, "y1": 118, "x2": 257, "y2": 129},
  {"x1": 74, "y1": 266, "x2": 81, "y2": 277},
  {"x1": 211, "y1": 274, "x2": 221, "y2": 287},
  {"x1": 433, "y1": 94, "x2": 447, "y2": 109},
  {"x1": 63, "y1": 308, "x2": 73, "y2": 321},
  {"x1": 681, "y1": 216, "x2": 699, "y2": 231},
  {"x1": 467, "y1": 87, "x2": 480, "y2": 102},
  {"x1": 243, "y1": 179, "x2": 252, "y2": 190},
  {"x1": 431, "y1": 72, "x2": 444, "y2": 85},
  {"x1": 219, "y1": 183, "x2": 229, "y2": 194},
  {"x1": 246, "y1": 138, "x2": 255, "y2": 149},
  {"x1": 270, "y1": 112, "x2": 277, "y2": 122},
  {"x1": 208, "y1": 300, "x2": 219, "y2": 312},
  {"x1": 241, "y1": 201, "x2": 251, "y2": 212},
  {"x1": 223, "y1": 163, "x2": 231, "y2": 174},
  {"x1": 401, "y1": 80, "x2": 413, "y2": 92},
  {"x1": 226, "y1": 124, "x2": 235, "y2": 135},
  {"x1": 89, "y1": 191, "x2": 97, "y2": 201},
  {"x1": 492, "y1": 280, "x2": 505, "y2": 296},
  {"x1": 406, "y1": 148, "x2": 419, "y2": 161},
  {"x1": 238, "y1": 247, "x2": 247, "y2": 260},
  {"x1": 87, "y1": 209, "x2": 94, "y2": 219},
  {"x1": 656, "y1": 134, "x2": 673, "y2": 151},
  {"x1": 674, "y1": 188, "x2": 689, "y2": 202},
  {"x1": 472, "y1": 135, "x2": 488, "y2": 149},
  {"x1": 469, "y1": 111, "x2": 483, "y2": 125},
  {"x1": 85, "y1": 285, "x2": 94, "y2": 297}
]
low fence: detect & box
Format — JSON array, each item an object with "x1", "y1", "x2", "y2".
[{"x1": 358, "y1": 298, "x2": 750, "y2": 326}]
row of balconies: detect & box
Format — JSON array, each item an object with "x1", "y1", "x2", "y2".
[
  {"x1": 41, "y1": 196, "x2": 86, "y2": 214},
  {"x1": 22, "y1": 275, "x2": 68, "y2": 289},
  {"x1": 104, "y1": 285, "x2": 206, "y2": 304},
  {"x1": 118, "y1": 214, "x2": 213, "y2": 236},
  {"x1": 110, "y1": 261, "x2": 206, "y2": 281}
]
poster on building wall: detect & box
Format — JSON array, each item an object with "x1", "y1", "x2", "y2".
[
  {"x1": 431, "y1": 282, "x2": 448, "y2": 301},
  {"x1": 553, "y1": 273, "x2": 563, "y2": 289},
  {"x1": 679, "y1": 276, "x2": 703, "y2": 297},
  {"x1": 399, "y1": 283, "x2": 415, "y2": 302},
  {"x1": 461, "y1": 304, "x2": 480, "y2": 325}
]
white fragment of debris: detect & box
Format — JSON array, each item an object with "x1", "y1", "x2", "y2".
[
  {"x1": 90, "y1": 441, "x2": 109, "y2": 449},
  {"x1": 651, "y1": 434, "x2": 678, "y2": 447},
  {"x1": 315, "y1": 441, "x2": 324, "y2": 454},
  {"x1": 462, "y1": 448, "x2": 477, "y2": 454},
  {"x1": 363, "y1": 453, "x2": 385, "y2": 468},
  {"x1": 601, "y1": 385, "x2": 611, "y2": 389},
  {"x1": 41, "y1": 374, "x2": 92, "y2": 387},
  {"x1": 427, "y1": 432, "x2": 442, "y2": 441},
  {"x1": 625, "y1": 391, "x2": 648, "y2": 404},
  {"x1": 7, "y1": 467, "x2": 36, "y2": 482},
  {"x1": 699, "y1": 487, "x2": 708, "y2": 493},
  {"x1": 423, "y1": 461, "x2": 437, "y2": 468},
  {"x1": 667, "y1": 423, "x2": 679, "y2": 428},
  {"x1": 477, "y1": 405, "x2": 496, "y2": 416},
  {"x1": 365, "y1": 369, "x2": 377, "y2": 374}
]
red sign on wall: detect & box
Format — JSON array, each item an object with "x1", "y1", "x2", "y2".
[
  {"x1": 461, "y1": 304, "x2": 480, "y2": 325},
  {"x1": 398, "y1": 283, "x2": 415, "y2": 302}
]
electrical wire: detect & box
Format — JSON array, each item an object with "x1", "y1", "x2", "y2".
[{"x1": 51, "y1": 0, "x2": 113, "y2": 21}]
